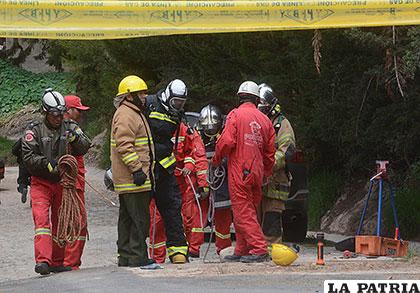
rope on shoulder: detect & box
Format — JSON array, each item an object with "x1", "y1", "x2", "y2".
[{"x1": 56, "y1": 154, "x2": 87, "y2": 247}]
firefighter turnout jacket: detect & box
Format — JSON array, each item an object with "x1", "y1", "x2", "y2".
[
  {"x1": 146, "y1": 92, "x2": 180, "y2": 174},
  {"x1": 110, "y1": 100, "x2": 155, "y2": 194},
  {"x1": 21, "y1": 119, "x2": 91, "y2": 182},
  {"x1": 266, "y1": 113, "x2": 296, "y2": 200}
]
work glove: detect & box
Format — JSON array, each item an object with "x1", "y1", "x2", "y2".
[
  {"x1": 17, "y1": 184, "x2": 28, "y2": 204},
  {"x1": 47, "y1": 159, "x2": 59, "y2": 175},
  {"x1": 133, "y1": 169, "x2": 147, "y2": 186},
  {"x1": 66, "y1": 129, "x2": 79, "y2": 143},
  {"x1": 197, "y1": 187, "x2": 209, "y2": 200}
]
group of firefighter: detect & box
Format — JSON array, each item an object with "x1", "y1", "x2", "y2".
[{"x1": 16, "y1": 74, "x2": 296, "y2": 274}]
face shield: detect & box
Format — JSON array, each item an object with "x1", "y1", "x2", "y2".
[
  {"x1": 199, "y1": 106, "x2": 222, "y2": 137},
  {"x1": 169, "y1": 96, "x2": 187, "y2": 112},
  {"x1": 48, "y1": 105, "x2": 67, "y2": 116},
  {"x1": 257, "y1": 98, "x2": 271, "y2": 115}
]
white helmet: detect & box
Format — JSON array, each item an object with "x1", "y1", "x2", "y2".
[
  {"x1": 237, "y1": 81, "x2": 260, "y2": 100},
  {"x1": 160, "y1": 79, "x2": 187, "y2": 116},
  {"x1": 42, "y1": 88, "x2": 66, "y2": 114}
]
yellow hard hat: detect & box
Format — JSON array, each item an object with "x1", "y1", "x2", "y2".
[
  {"x1": 117, "y1": 75, "x2": 148, "y2": 97},
  {"x1": 271, "y1": 244, "x2": 298, "y2": 266}
]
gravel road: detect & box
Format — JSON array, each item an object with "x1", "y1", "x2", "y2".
[{"x1": 1, "y1": 166, "x2": 418, "y2": 291}]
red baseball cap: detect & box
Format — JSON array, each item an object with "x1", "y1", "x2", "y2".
[{"x1": 64, "y1": 95, "x2": 90, "y2": 111}]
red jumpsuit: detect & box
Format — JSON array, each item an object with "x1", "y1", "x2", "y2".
[
  {"x1": 52, "y1": 155, "x2": 87, "y2": 269},
  {"x1": 149, "y1": 199, "x2": 167, "y2": 263},
  {"x1": 22, "y1": 119, "x2": 91, "y2": 269},
  {"x1": 213, "y1": 203, "x2": 233, "y2": 254},
  {"x1": 212, "y1": 102, "x2": 275, "y2": 256},
  {"x1": 177, "y1": 129, "x2": 209, "y2": 257},
  {"x1": 202, "y1": 134, "x2": 233, "y2": 254}
]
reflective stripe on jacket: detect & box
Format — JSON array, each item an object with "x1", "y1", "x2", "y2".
[
  {"x1": 266, "y1": 115, "x2": 296, "y2": 200},
  {"x1": 111, "y1": 100, "x2": 154, "y2": 195},
  {"x1": 174, "y1": 123, "x2": 195, "y2": 177},
  {"x1": 146, "y1": 93, "x2": 180, "y2": 174}
]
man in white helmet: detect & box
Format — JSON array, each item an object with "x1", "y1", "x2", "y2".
[
  {"x1": 212, "y1": 81, "x2": 276, "y2": 263},
  {"x1": 21, "y1": 89, "x2": 91, "y2": 275},
  {"x1": 145, "y1": 79, "x2": 190, "y2": 263}
]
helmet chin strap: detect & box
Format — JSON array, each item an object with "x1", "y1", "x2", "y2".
[{"x1": 128, "y1": 94, "x2": 146, "y2": 111}]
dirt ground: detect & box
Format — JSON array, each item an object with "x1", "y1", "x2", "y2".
[{"x1": 0, "y1": 166, "x2": 419, "y2": 284}]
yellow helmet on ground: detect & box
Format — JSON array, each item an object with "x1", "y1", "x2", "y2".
[
  {"x1": 117, "y1": 75, "x2": 148, "y2": 97},
  {"x1": 271, "y1": 244, "x2": 299, "y2": 266}
]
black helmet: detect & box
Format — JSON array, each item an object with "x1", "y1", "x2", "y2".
[
  {"x1": 41, "y1": 88, "x2": 66, "y2": 115},
  {"x1": 160, "y1": 79, "x2": 187, "y2": 116},
  {"x1": 258, "y1": 83, "x2": 278, "y2": 116},
  {"x1": 198, "y1": 104, "x2": 223, "y2": 137}
]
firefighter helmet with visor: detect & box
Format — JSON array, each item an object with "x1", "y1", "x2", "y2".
[
  {"x1": 198, "y1": 104, "x2": 223, "y2": 137},
  {"x1": 160, "y1": 79, "x2": 188, "y2": 116},
  {"x1": 258, "y1": 83, "x2": 279, "y2": 116}
]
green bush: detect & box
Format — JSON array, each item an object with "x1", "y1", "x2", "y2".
[
  {"x1": 0, "y1": 59, "x2": 75, "y2": 114},
  {"x1": 308, "y1": 170, "x2": 343, "y2": 229},
  {"x1": 385, "y1": 162, "x2": 420, "y2": 239},
  {"x1": 0, "y1": 136, "x2": 16, "y2": 165}
]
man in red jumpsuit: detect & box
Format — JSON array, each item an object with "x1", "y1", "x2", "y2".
[
  {"x1": 198, "y1": 104, "x2": 233, "y2": 254},
  {"x1": 55, "y1": 94, "x2": 90, "y2": 270},
  {"x1": 176, "y1": 126, "x2": 209, "y2": 258},
  {"x1": 212, "y1": 81, "x2": 276, "y2": 263},
  {"x1": 21, "y1": 89, "x2": 91, "y2": 275}
]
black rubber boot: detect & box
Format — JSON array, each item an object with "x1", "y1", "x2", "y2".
[
  {"x1": 223, "y1": 254, "x2": 242, "y2": 262},
  {"x1": 240, "y1": 254, "x2": 269, "y2": 263},
  {"x1": 34, "y1": 262, "x2": 50, "y2": 275},
  {"x1": 50, "y1": 265, "x2": 72, "y2": 273}
]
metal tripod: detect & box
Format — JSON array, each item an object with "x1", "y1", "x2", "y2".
[{"x1": 356, "y1": 160, "x2": 401, "y2": 240}]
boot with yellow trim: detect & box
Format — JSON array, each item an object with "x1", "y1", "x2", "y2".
[
  {"x1": 168, "y1": 245, "x2": 188, "y2": 264},
  {"x1": 170, "y1": 253, "x2": 187, "y2": 264}
]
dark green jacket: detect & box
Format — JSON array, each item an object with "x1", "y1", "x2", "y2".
[{"x1": 21, "y1": 118, "x2": 91, "y2": 182}]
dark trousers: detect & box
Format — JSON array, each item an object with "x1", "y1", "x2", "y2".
[
  {"x1": 118, "y1": 192, "x2": 151, "y2": 266},
  {"x1": 154, "y1": 165, "x2": 187, "y2": 248}
]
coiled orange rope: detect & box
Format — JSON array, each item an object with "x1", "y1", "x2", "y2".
[{"x1": 56, "y1": 154, "x2": 87, "y2": 247}]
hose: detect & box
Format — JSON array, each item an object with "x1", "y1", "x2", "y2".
[
  {"x1": 203, "y1": 162, "x2": 226, "y2": 263},
  {"x1": 56, "y1": 154, "x2": 87, "y2": 247},
  {"x1": 176, "y1": 167, "x2": 204, "y2": 233},
  {"x1": 207, "y1": 164, "x2": 226, "y2": 192},
  {"x1": 185, "y1": 173, "x2": 204, "y2": 234},
  {"x1": 203, "y1": 190, "x2": 216, "y2": 263}
]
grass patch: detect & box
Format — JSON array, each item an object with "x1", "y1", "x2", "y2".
[
  {"x1": 308, "y1": 170, "x2": 343, "y2": 230},
  {"x1": 0, "y1": 136, "x2": 16, "y2": 165}
]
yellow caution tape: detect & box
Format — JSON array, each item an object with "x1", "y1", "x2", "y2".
[{"x1": 0, "y1": 0, "x2": 419, "y2": 40}]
